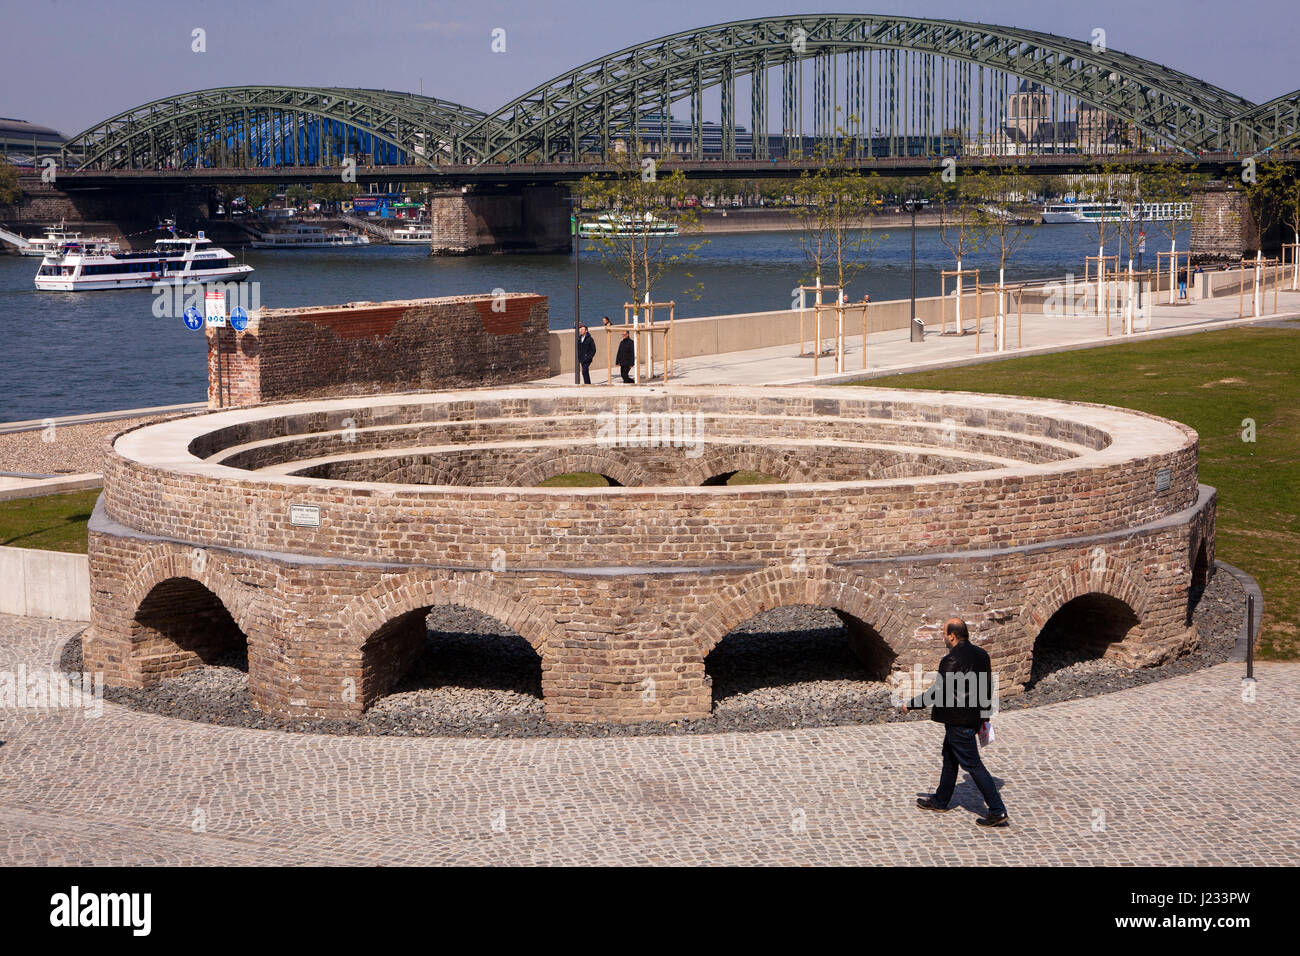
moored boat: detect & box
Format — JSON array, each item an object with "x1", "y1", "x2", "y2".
[
  {"x1": 11, "y1": 222, "x2": 121, "y2": 257},
  {"x1": 34, "y1": 232, "x2": 253, "y2": 291},
  {"x1": 389, "y1": 224, "x2": 433, "y2": 244},
  {"x1": 579, "y1": 213, "x2": 679, "y2": 238},
  {"x1": 249, "y1": 223, "x2": 369, "y2": 248}
]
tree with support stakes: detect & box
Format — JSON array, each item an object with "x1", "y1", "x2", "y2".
[
  {"x1": 1143, "y1": 158, "x2": 1205, "y2": 303},
  {"x1": 793, "y1": 128, "x2": 885, "y2": 357},
  {"x1": 1082, "y1": 162, "x2": 1124, "y2": 319},
  {"x1": 1110, "y1": 167, "x2": 1147, "y2": 334},
  {"x1": 577, "y1": 142, "x2": 705, "y2": 313},
  {"x1": 971, "y1": 166, "x2": 1037, "y2": 352},
  {"x1": 935, "y1": 171, "x2": 984, "y2": 335},
  {"x1": 1249, "y1": 161, "x2": 1300, "y2": 290}
]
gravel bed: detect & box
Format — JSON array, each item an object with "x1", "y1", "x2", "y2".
[
  {"x1": 59, "y1": 566, "x2": 1247, "y2": 739},
  {"x1": 0, "y1": 415, "x2": 174, "y2": 475}
]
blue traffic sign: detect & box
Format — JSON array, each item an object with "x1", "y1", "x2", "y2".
[
  {"x1": 183, "y1": 307, "x2": 203, "y2": 331},
  {"x1": 230, "y1": 306, "x2": 249, "y2": 332}
]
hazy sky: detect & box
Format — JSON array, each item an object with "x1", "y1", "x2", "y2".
[{"x1": 2, "y1": 0, "x2": 1294, "y2": 136}]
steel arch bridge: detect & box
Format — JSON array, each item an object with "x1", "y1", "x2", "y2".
[
  {"x1": 61, "y1": 14, "x2": 1298, "y2": 172},
  {"x1": 62, "y1": 86, "x2": 492, "y2": 170}
]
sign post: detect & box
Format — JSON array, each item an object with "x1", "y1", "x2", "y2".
[{"x1": 205, "y1": 289, "x2": 228, "y2": 408}]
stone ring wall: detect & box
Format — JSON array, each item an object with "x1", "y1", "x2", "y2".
[{"x1": 85, "y1": 386, "x2": 1216, "y2": 723}]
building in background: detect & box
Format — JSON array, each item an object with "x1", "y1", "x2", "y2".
[{"x1": 0, "y1": 118, "x2": 67, "y2": 166}]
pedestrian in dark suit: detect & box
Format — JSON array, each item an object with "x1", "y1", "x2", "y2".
[
  {"x1": 902, "y1": 617, "x2": 1008, "y2": 828},
  {"x1": 577, "y1": 325, "x2": 596, "y2": 384},
  {"x1": 615, "y1": 330, "x2": 635, "y2": 383}
]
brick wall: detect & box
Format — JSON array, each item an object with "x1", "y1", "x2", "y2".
[
  {"x1": 206, "y1": 293, "x2": 550, "y2": 408},
  {"x1": 1188, "y1": 182, "x2": 1275, "y2": 262}
]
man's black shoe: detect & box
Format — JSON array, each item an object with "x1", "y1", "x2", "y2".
[
  {"x1": 975, "y1": 811, "x2": 1010, "y2": 828},
  {"x1": 916, "y1": 796, "x2": 949, "y2": 813}
]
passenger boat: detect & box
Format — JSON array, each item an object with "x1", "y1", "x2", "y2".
[
  {"x1": 578, "y1": 213, "x2": 679, "y2": 238},
  {"x1": 16, "y1": 222, "x2": 121, "y2": 257},
  {"x1": 249, "y1": 223, "x2": 370, "y2": 248},
  {"x1": 389, "y1": 224, "x2": 433, "y2": 244},
  {"x1": 1040, "y1": 201, "x2": 1193, "y2": 224},
  {"x1": 34, "y1": 232, "x2": 253, "y2": 291}
]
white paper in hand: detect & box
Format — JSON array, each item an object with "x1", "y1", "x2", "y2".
[{"x1": 978, "y1": 720, "x2": 994, "y2": 747}]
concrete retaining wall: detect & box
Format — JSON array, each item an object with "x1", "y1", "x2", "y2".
[
  {"x1": 549, "y1": 289, "x2": 996, "y2": 374},
  {"x1": 0, "y1": 545, "x2": 90, "y2": 620}
]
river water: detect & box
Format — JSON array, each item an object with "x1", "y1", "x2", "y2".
[{"x1": 0, "y1": 222, "x2": 1185, "y2": 422}]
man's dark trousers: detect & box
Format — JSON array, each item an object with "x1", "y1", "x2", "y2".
[
  {"x1": 935, "y1": 725, "x2": 1004, "y2": 814},
  {"x1": 580, "y1": 361, "x2": 592, "y2": 384}
]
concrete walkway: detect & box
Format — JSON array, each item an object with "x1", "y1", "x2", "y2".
[
  {"x1": 0, "y1": 613, "x2": 1295, "y2": 865},
  {"x1": 544, "y1": 292, "x2": 1300, "y2": 388}
]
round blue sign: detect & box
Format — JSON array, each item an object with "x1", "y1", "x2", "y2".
[
  {"x1": 183, "y1": 307, "x2": 203, "y2": 331},
  {"x1": 230, "y1": 306, "x2": 249, "y2": 332}
]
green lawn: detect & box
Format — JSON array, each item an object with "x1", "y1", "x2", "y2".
[
  {"x1": 0, "y1": 489, "x2": 100, "y2": 554},
  {"x1": 847, "y1": 324, "x2": 1300, "y2": 659}
]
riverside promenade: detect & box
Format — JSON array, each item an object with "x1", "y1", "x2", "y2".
[{"x1": 544, "y1": 290, "x2": 1300, "y2": 387}]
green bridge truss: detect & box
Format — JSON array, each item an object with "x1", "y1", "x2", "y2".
[{"x1": 61, "y1": 14, "x2": 1298, "y2": 171}]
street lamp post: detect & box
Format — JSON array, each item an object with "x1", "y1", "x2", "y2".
[
  {"x1": 905, "y1": 197, "x2": 928, "y2": 342},
  {"x1": 568, "y1": 196, "x2": 581, "y2": 384}
]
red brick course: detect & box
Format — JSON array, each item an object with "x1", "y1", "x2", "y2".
[{"x1": 206, "y1": 294, "x2": 549, "y2": 408}]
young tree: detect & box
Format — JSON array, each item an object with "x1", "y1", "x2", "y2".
[
  {"x1": 1109, "y1": 169, "x2": 1146, "y2": 332},
  {"x1": 1249, "y1": 161, "x2": 1300, "y2": 288},
  {"x1": 936, "y1": 171, "x2": 983, "y2": 333},
  {"x1": 577, "y1": 141, "x2": 705, "y2": 312},
  {"x1": 1084, "y1": 163, "x2": 1123, "y2": 316},
  {"x1": 1143, "y1": 158, "x2": 1205, "y2": 302},
  {"x1": 971, "y1": 166, "x2": 1037, "y2": 349},
  {"x1": 792, "y1": 135, "x2": 885, "y2": 356}
]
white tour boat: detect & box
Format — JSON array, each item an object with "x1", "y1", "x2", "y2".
[
  {"x1": 389, "y1": 224, "x2": 433, "y2": 244},
  {"x1": 249, "y1": 223, "x2": 369, "y2": 248},
  {"x1": 1041, "y1": 201, "x2": 1193, "y2": 224},
  {"x1": 14, "y1": 222, "x2": 121, "y2": 257},
  {"x1": 579, "y1": 213, "x2": 679, "y2": 238},
  {"x1": 34, "y1": 232, "x2": 254, "y2": 291}
]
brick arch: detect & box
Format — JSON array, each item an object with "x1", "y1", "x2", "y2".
[
  {"x1": 344, "y1": 571, "x2": 550, "y2": 655},
  {"x1": 674, "y1": 446, "x2": 808, "y2": 486},
  {"x1": 1018, "y1": 550, "x2": 1152, "y2": 643},
  {"x1": 369, "y1": 456, "x2": 465, "y2": 486},
  {"x1": 504, "y1": 448, "x2": 651, "y2": 488},
  {"x1": 123, "y1": 544, "x2": 259, "y2": 640},
  {"x1": 688, "y1": 567, "x2": 907, "y2": 659}
]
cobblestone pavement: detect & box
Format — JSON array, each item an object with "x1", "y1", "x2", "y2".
[{"x1": 1, "y1": 614, "x2": 1296, "y2": 866}]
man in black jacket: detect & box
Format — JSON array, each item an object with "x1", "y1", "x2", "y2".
[
  {"x1": 901, "y1": 617, "x2": 1008, "y2": 827},
  {"x1": 577, "y1": 325, "x2": 597, "y2": 384},
  {"x1": 615, "y1": 330, "x2": 635, "y2": 383}
]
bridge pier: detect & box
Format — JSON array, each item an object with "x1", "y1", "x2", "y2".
[
  {"x1": 427, "y1": 184, "x2": 570, "y2": 255},
  {"x1": 1189, "y1": 181, "x2": 1274, "y2": 262}
]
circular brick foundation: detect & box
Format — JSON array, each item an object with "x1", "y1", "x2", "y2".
[{"x1": 85, "y1": 385, "x2": 1216, "y2": 723}]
